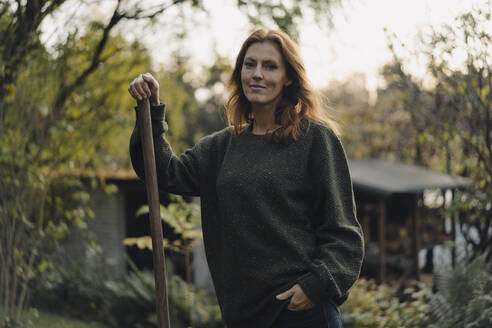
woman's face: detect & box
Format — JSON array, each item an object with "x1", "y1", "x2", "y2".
[{"x1": 241, "y1": 41, "x2": 291, "y2": 109}]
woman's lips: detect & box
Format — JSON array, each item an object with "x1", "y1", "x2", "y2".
[{"x1": 250, "y1": 85, "x2": 265, "y2": 91}]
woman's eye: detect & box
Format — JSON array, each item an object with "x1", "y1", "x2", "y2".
[
  {"x1": 266, "y1": 64, "x2": 277, "y2": 70},
  {"x1": 244, "y1": 62, "x2": 254, "y2": 68}
]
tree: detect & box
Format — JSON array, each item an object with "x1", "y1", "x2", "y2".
[
  {"x1": 342, "y1": 5, "x2": 491, "y2": 264},
  {"x1": 0, "y1": 26, "x2": 153, "y2": 326},
  {"x1": 236, "y1": 0, "x2": 342, "y2": 40},
  {"x1": 426, "y1": 7, "x2": 491, "y2": 261},
  {"x1": 386, "y1": 6, "x2": 491, "y2": 263},
  {"x1": 0, "y1": 1, "x2": 200, "y2": 324},
  {"x1": 320, "y1": 73, "x2": 374, "y2": 158},
  {"x1": 0, "y1": 1, "x2": 344, "y2": 325}
]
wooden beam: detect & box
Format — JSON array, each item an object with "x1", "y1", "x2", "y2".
[
  {"x1": 362, "y1": 211, "x2": 370, "y2": 245},
  {"x1": 379, "y1": 199, "x2": 386, "y2": 284},
  {"x1": 451, "y1": 190, "x2": 456, "y2": 268},
  {"x1": 412, "y1": 194, "x2": 421, "y2": 281}
]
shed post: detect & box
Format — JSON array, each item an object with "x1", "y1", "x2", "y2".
[
  {"x1": 378, "y1": 198, "x2": 387, "y2": 283},
  {"x1": 412, "y1": 193, "x2": 422, "y2": 281},
  {"x1": 451, "y1": 189, "x2": 456, "y2": 268},
  {"x1": 362, "y1": 206, "x2": 371, "y2": 245}
]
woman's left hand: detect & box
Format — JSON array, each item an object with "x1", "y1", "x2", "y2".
[{"x1": 276, "y1": 283, "x2": 314, "y2": 311}]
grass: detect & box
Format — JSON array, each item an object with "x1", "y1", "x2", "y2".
[{"x1": 1, "y1": 308, "x2": 109, "y2": 328}]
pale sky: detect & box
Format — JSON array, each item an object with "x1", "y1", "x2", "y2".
[
  {"x1": 143, "y1": 0, "x2": 489, "y2": 92},
  {"x1": 42, "y1": 0, "x2": 490, "y2": 93}
]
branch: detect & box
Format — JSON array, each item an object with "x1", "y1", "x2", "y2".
[
  {"x1": 122, "y1": 0, "x2": 184, "y2": 20},
  {"x1": 39, "y1": 0, "x2": 66, "y2": 22},
  {"x1": 51, "y1": 0, "x2": 182, "y2": 113},
  {"x1": 440, "y1": 63, "x2": 491, "y2": 160},
  {"x1": 478, "y1": 213, "x2": 491, "y2": 251},
  {"x1": 52, "y1": 4, "x2": 124, "y2": 112},
  {"x1": 485, "y1": 66, "x2": 492, "y2": 157},
  {"x1": 1, "y1": 1, "x2": 54, "y2": 122},
  {"x1": 0, "y1": 3, "x2": 9, "y2": 19},
  {"x1": 447, "y1": 98, "x2": 492, "y2": 178},
  {"x1": 459, "y1": 216, "x2": 478, "y2": 249}
]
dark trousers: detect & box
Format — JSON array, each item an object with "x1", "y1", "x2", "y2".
[{"x1": 270, "y1": 302, "x2": 343, "y2": 328}]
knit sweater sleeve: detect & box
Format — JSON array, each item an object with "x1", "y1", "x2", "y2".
[
  {"x1": 296, "y1": 123, "x2": 365, "y2": 306},
  {"x1": 129, "y1": 103, "x2": 205, "y2": 197}
]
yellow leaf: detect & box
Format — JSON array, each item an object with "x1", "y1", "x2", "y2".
[{"x1": 72, "y1": 109, "x2": 81, "y2": 119}]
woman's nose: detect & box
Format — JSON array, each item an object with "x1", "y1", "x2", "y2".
[{"x1": 252, "y1": 66, "x2": 263, "y2": 79}]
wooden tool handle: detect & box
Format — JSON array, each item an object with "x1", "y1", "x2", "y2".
[{"x1": 137, "y1": 98, "x2": 171, "y2": 328}]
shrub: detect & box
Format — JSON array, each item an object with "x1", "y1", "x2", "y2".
[
  {"x1": 30, "y1": 242, "x2": 123, "y2": 326},
  {"x1": 30, "y1": 244, "x2": 225, "y2": 328},
  {"x1": 340, "y1": 278, "x2": 433, "y2": 328},
  {"x1": 427, "y1": 254, "x2": 492, "y2": 328},
  {"x1": 341, "y1": 253, "x2": 492, "y2": 328}
]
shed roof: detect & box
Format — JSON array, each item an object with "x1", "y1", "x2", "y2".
[{"x1": 348, "y1": 158, "x2": 473, "y2": 196}]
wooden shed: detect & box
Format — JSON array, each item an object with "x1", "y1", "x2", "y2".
[
  {"x1": 348, "y1": 158, "x2": 473, "y2": 284},
  {"x1": 61, "y1": 170, "x2": 191, "y2": 280}
]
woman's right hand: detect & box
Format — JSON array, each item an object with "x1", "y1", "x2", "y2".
[{"x1": 128, "y1": 73, "x2": 160, "y2": 106}]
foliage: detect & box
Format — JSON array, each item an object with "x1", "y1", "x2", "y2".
[
  {"x1": 422, "y1": 6, "x2": 492, "y2": 263},
  {"x1": 124, "y1": 194, "x2": 203, "y2": 326},
  {"x1": 161, "y1": 52, "x2": 233, "y2": 149},
  {"x1": 0, "y1": 1, "x2": 343, "y2": 325},
  {"x1": 153, "y1": 60, "x2": 215, "y2": 154},
  {"x1": 18, "y1": 308, "x2": 108, "y2": 328},
  {"x1": 0, "y1": 24, "x2": 151, "y2": 326},
  {"x1": 384, "y1": 6, "x2": 492, "y2": 262},
  {"x1": 444, "y1": 187, "x2": 492, "y2": 262},
  {"x1": 165, "y1": 267, "x2": 225, "y2": 328},
  {"x1": 341, "y1": 254, "x2": 492, "y2": 328},
  {"x1": 236, "y1": 0, "x2": 342, "y2": 40},
  {"x1": 30, "y1": 242, "x2": 120, "y2": 325},
  {"x1": 107, "y1": 259, "x2": 225, "y2": 328},
  {"x1": 0, "y1": 2, "x2": 159, "y2": 325},
  {"x1": 0, "y1": 1, "x2": 194, "y2": 325},
  {"x1": 427, "y1": 254, "x2": 492, "y2": 328},
  {"x1": 320, "y1": 72, "x2": 372, "y2": 158},
  {"x1": 30, "y1": 193, "x2": 220, "y2": 328},
  {"x1": 31, "y1": 244, "x2": 224, "y2": 328},
  {"x1": 107, "y1": 260, "x2": 225, "y2": 328},
  {"x1": 340, "y1": 278, "x2": 433, "y2": 328},
  {"x1": 334, "y1": 4, "x2": 491, "y2": 263},
  {"x1": 125, "y1": 195, "x2": 202, "y2": 252}
]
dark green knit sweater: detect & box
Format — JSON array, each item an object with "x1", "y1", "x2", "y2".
[{"x1": 129, "y1": 103, "x2": 364, "y2": 328}]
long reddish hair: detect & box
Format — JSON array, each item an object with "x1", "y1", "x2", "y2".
[{"x1": 226, "y1": 29, "x2": 340, "y2": 144}]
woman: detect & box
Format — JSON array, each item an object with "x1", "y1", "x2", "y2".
[{"x1": 128, "y1": 29, "x2": 364, "y2": 328}]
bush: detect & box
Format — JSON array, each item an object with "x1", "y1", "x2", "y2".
[
  {"x1": 31, "y1": 244, "x2": 225, "y2": 328},
  {"x1": 341, "y1": 253, "x2": 492, "y2": 328},
  {"x1": 340, "y1": 278, "x2": 433, "y2": 328},
  {"x1": 165, "y1": 272, "x2": 224, "y2": 328},
  {"x1": 19, "y1": 308, "x2": 108, "y2": 328},
  {"x1": 30, "y1": 242, "x2": 124, "y2": 326},
  {"x1": 428, "y1": 254, "x2": 492, "y2": 328}
]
